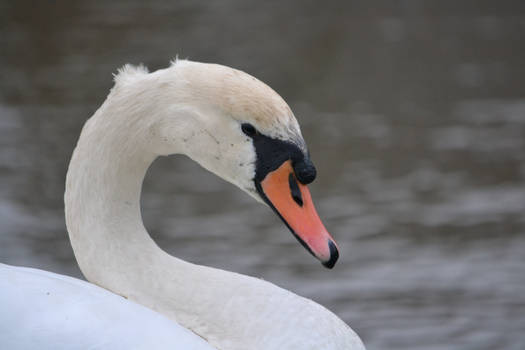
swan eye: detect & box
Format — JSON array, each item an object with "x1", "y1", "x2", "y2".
[{"x1": 241, "y1": 123, "x2": 257, "y2": 137}]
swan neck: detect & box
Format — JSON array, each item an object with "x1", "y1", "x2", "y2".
[{"x1": 64, "y1": 93, "x2": 166, "y2": 291}]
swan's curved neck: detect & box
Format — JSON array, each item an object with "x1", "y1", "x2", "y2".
[
  {"x1": 65, "y1": 75, "x2": 207, "y2": 291},
  {"x1": 64, "y1": 78, "x2": 270, "y2": 347},
  {"x1": 65, "y1": 116, "x2": 158, "y2": 286}
]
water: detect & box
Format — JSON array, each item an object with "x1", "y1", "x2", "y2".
[{"x1": 1, "y1": 1, "x2": 525, "y2": 349}]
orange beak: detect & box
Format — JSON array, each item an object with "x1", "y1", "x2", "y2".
[{"x1": 258, "y1": 160, "x2": 339, "y2": 268}]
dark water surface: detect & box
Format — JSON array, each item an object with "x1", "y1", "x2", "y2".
[{"x1": 1, "y1": 2, "x2": 525, "y2": 349}]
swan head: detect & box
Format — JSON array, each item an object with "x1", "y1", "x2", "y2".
[{"x1": 130, "y1": 60, "x2": 339, "y2": 268}]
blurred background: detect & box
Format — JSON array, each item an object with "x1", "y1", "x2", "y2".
[{"x1": 1, "y1": 1, "x2": 525, "y2": 349}]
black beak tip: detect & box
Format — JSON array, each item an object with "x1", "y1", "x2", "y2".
[{"x1": 321, "y1": 240, "x2": 339, "y2": 269}]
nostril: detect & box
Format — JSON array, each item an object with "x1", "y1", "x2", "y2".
[{"x1": 288, "y1": 173, "x2": 303, "y2": 206}]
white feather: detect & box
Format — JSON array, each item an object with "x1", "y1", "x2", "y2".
[
  {"x1": 0, "y1": 264, "x2": 215, "y2": 349},
  {"x1": 2, "y1": 60, "x2": 365, "y2": 350}
]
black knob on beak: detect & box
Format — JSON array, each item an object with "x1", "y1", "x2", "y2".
[{"x1": 293, "y1": 157, "x2": 316, "y2": 185}]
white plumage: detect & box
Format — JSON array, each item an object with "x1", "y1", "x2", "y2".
[
  {"x1": 0, "y1": 60, "x2": 365, "y2": 350},
  {"x1": 0, "y1": 264, "x2": 214, "y2": 350}
]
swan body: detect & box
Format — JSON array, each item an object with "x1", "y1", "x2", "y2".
[
  {"x1": 0, "y1": 264, "x2": 214, "y2": 350},
  {"x1": 1, "y1": 60, "x2": 365, "y2": 349}
]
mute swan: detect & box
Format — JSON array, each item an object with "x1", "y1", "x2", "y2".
[{"x1": 0, "y1": 60, "x2": 365, "y2": 350}]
